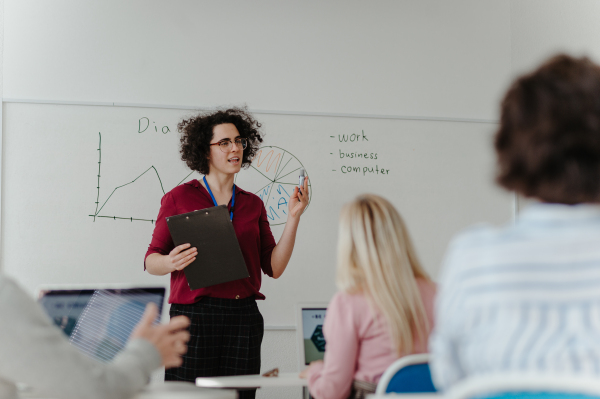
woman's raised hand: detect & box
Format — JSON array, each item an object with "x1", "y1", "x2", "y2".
[
  {"x1": 288, "y1": 177, "x2": 309, "y2": 219},
  {"x1": 166, "y1": 243, "x2": 197, "y2": 272}
]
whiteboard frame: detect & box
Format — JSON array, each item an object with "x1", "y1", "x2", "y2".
[{"x1": 1, "y1": 98, "x2": 497, "y2": 124}]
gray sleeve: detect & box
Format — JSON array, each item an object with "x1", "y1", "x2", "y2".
[{"x1": 0, "y1": 275, "x2": 162, "y2": 399}]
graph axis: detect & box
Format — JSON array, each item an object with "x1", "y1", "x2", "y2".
[{"x1": 90, "y1": 132, "x2": 193, "y2": 224}]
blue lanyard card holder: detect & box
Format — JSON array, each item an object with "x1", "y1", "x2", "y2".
[{"x1": 166, "y1": 205, "x2": 249, "y2": 290}]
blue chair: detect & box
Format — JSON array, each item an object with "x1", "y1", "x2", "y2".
[
  {"x1": 376, "y1": 353, "x2": 437, "y2": 394},
  {"x1": 446, "y1": 374, "x2": 600, "y2": 399}
]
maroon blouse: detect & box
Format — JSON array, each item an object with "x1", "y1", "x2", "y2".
[{"x1": 145, "y1": 179, "x2": 277, "y2": 304}]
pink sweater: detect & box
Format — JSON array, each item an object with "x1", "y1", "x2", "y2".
[{"x1": 307, "y1": 278, "x2": 437, "y2": 399}]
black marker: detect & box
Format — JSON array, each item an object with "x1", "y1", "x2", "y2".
[{"x1": 298, "y1": 169, "x2": 305, "y2": 194}]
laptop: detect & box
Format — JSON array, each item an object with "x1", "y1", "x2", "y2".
[
  {"x1": 296, "y1": 303, "x2": 329, "y2": 372},
  {"x1": 37, "y1": 284, "x2": 166, "y2": 363}
]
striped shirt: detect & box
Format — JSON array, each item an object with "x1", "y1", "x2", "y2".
[{"x1": 429, "y1": 202, "x2": 600, "y2": 391}]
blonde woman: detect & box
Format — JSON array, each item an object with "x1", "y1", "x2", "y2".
[{"x1": 300, "y1": 195, "x2": 436, "y2": 399}]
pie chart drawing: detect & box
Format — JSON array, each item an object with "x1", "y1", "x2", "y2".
[{"x1": 235, "y1": 146, "x2": 311, "y2": 226}]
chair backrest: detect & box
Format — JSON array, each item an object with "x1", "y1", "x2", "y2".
[
  {"x1": 473, "y1": 394, "x2": 600, "y2": 399},
  {"x1": 446, "y1": 373, "x2": 600, "y2": 399},
  {"x1": 376, "y1": 353, "x2": 437, "y2": 394}
]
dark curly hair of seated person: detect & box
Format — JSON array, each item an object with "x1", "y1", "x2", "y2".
[
  {"x1": 495, "y1": 54, "x2": 600, "y2": 204},
  {"x1": 179, "y1": 107, "x2": 264, "y2": 175}
]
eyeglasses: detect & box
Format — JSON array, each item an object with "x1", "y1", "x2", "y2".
[{"x1": 209, "y1": 138, "x2": 248, "y2": 153}]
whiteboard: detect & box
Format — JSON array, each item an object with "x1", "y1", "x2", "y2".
[{"x1": 1, "y1": 102, "x2": 513, "y2": 326}]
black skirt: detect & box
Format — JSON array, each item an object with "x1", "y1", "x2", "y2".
[{"x1": 165, "y1": 296, "x2": 264, "y2": 399}]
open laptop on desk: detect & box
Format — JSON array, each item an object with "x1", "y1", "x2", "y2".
[
  {"x1": 195, "y1": 303, "x2": 327, "y2": 395},
  {"x1": 295, "y1": 303, "x2": 328, "y2": 373},
  {"x1": 195, "y1": 303, "x2": 327, "y2": 393},
  {"x1": 37, "y1": 284, "x2": 166, "y2": 363}
]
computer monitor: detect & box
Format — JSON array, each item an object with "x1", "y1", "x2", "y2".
[
  {"x1": 38, "y1": 284, "x2": 166, "y2": 363},
  {"x1": 296, "y1": 303, "x2": 328, "y2": 372}
]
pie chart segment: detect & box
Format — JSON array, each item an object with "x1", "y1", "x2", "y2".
[{"x1": 236, "y1": 146, "x2": 311, "y2": 227}]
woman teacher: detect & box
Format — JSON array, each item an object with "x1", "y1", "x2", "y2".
[{"x1": 145, "y1": 107, "x2": 309, "y2": 398}]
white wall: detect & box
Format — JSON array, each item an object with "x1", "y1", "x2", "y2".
[
  {"x1": 510, "y1": 0, "x2": 600, "y2": 75},
  {"x1": 3, "y1": 1, "x2": 511, "y2": 119},
  {"x1": 0, "y1": 0, "x2": 4, "y2": 269}
]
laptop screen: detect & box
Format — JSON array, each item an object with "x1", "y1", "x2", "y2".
[
  {"x1": 301, "y1": 307, "x2": 327, "y2": 365},
  {"x1": 38, "y1": 287, "x2": 165, "y2": 362}
]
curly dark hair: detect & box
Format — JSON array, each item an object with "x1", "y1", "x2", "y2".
[
  {"x1": 179, "y1": 107, "x2": 263, "y2": 175},
  {"x1": 495, "y1": 54, "x2": 600, "y2": 204}
]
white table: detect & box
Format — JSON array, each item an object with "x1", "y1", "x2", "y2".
[
  {"x1": 195, "y1": 372, "x2": 308, "y2": 389},
  {"x1": 367, "y1": 394, "x2": 441, "y2": 399},
  {"x1": 135, "y1": 381, "x2": 237, "y2": 398},
  {"x1": 18, "y1": 381, "x2": 236, "y2": 399}
]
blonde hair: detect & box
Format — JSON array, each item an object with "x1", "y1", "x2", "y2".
[{"x1": 336, "y1": 194, "x2": 430, "y2": 355}]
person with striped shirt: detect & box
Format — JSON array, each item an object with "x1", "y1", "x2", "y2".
[{"x1": 430, "y1": 54, "x2": 600, "y2": 390}]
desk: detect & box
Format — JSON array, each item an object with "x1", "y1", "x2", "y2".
[
  {"x1": 136, "y1": 382, "x2": 236, "y2": 398},
  {"x1": 367, "y1": 394, "x2": 441, "y2": 399},
  {"x1": 18, "y1": 381, "x2": 236, "y2": 399},
  {"x1": 195, "y1": 372, "x2": 308, "y2": 389}
]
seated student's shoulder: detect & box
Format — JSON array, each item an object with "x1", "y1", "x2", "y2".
[
  {"x1": 328, "y1": 291, "x2": 372, "y2": 322},
  {"x1": 0, "y1": 273, "x2": 20, "y2": 296},
  {"x1": 0, "y1": 274, "x2": 36, "y2": 318},
  {"x1": 440, "y1": 222, "x2": 508, "y2": 278},
  {"x1": 415, "y1": 277, "x2": 437, "y2": 298},
  {"x1": 0, "y1": 274, "x2": 9, "y2": 303},
  {"x1": 446, "y1": 222, "x2": 507, "y2": 255}
]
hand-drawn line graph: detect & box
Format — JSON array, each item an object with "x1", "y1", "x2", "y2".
[
  {"x1": 90, "y1": 134, "x2": 310, "y2": 226},
  {"x1": 236, "y1": 146, "x2": 312, "y2": 226},
  {"x1": 89, "y1": 133, "x2": 194, "y2": 223}
]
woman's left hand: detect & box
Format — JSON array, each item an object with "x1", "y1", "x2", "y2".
[
  {"x1": 288, "y1": 177, "x2": 309, "y2": 219},
  {"x1": 299, "y1": 360, "x2": 323, "y2": 379}
]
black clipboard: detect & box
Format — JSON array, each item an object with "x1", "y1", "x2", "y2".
[{"x1": 166, "y1": 205, "x2": 249, "y2": 290}]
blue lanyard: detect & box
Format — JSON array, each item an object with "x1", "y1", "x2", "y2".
[{"x1": 203, "y1": 176, "x2": 235, "y2": 221}]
